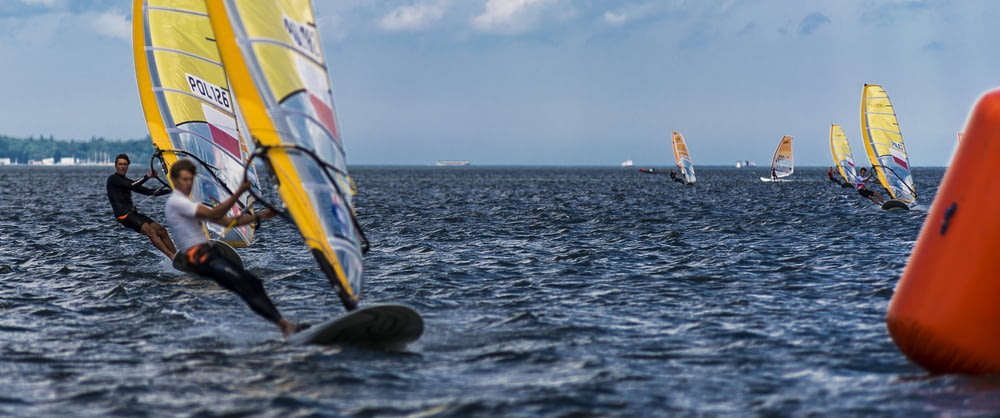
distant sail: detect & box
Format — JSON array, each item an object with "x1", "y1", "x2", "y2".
[
  {"x1": 861, "y1": 84, "x2": 915, "y2": 204},
  {"x1": 207, "y1": 0, "x2": 366, "y2": 310},
  {"x1": 829, "y1": 124, "x2": 856, "y2": 183},
  {"x1": 671, "y1": 131, "x2": 696, "y2": 184},
  {"x1": 133, "y1": 0, "x2": 258, "y2": 247},
  {"x1": 769, "y1": 135, "x2": 794, "y2": 178}
]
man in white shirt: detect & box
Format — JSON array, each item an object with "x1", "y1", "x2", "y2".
[
  {"x1": 853, "y1": 167, "x2": 885, "y2": 205},
  {"x1": 165, "y1": 159, "x2": 304, "y2": 338}
]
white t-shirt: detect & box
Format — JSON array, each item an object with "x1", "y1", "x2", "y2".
[
  {"x1": 165, "y1": 191, "x2": 209, "y2": 252},
  {"x1": 853, "y1": 174, "x2": 867, "y2": 189}
]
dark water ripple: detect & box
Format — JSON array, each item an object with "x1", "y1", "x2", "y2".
[{"x1": 4, "y1": 165, "x2": 1000, "y2": 416}]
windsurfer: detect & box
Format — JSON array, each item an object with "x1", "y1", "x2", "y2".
[
  {"x1": 165, "y1": 159, "x2": 304, "y2": 338},
  {"x1": 107, "y1": 153, "x2": 176, "y2": 258},
  {"x1": 827, "y1": 167, "x2": 843, "y2": 185},
  {"x1": 771, "y1": 167, "x2": 777, "y2": 180},
  {"x1": 669, "y1": 170, "x2": 684, "y2": 184},
  {"x1": 853, "y1": 167, "x2": 885, "y2": 205}
]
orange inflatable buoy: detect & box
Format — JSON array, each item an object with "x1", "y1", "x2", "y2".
[{"x1": 887, "y1": 88, "x2": 1000, "y2": 374}]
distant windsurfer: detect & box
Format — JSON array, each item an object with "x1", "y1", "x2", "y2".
[
  {"x1": 669, "y1": 169, "x2": 684, "y2": 184},
  {"x1": 106, "y1": 153, "x2": 176, "y2": 258},
  {"x1": 827, "y1": 167, "x2": 843, "y2": 186},
  {"x1": 771, "y1": 167, "x2": 777, "y2": 181},
  {"x1": 165, "y1": 159, "x2": 304, "y2": 338},
  {"x1": 853, "y1": 167, "x2": 885, "y2": 205}
]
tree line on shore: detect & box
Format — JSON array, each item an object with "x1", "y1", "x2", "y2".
[{"x1": 0, "y1": 135, "x2": 153, "y2": 163}]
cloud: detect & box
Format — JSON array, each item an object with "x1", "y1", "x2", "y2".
[
  {"x1": 603, "y1": 11, "x2": 626, "y2": 25},
  {"x1": 90, "y1": 10, "x2": 129, "y2": 41},
  {"x1": 379, "y1": 2, "x2": 446, "y2": 31},
  {"x1": 471, "y1": 0, "x2": 555, "y2": 34},
  {"x1": 798, "y1": 12, "x2": 830, "y2": 35},
  {"x1": 861, "y1": 1, "x2": 931, "y2": 27},
  {"x1": 921, "y1": 41, "x2": 945, "y2": 52},
  {"x1": 17, "y1": 0, "x2": 60, "y2": 6}
]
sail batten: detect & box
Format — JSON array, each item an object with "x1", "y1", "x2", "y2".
[{"x1": 861, "y1": 84, "x2": 915, "y2": 204}]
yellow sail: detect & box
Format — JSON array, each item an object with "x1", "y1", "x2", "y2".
[
  {"x1": 206, "y1": 0, "x2": 365, "y2": 309},
  {"x1": 770, "y1": 135, "x2": 794, "y2": 178},
  {"x1": 133, "y1": 0, "x2": 257, "y2": 246},
  {"x1": 671, "y1": 131, "x2": 696, "y2": 184},
  {"x1": 829, "y1": 124, "x2": 856, "y2": 183},
  {"x1": 860, "y1": 84, "x2": 915, "y2": 204}
]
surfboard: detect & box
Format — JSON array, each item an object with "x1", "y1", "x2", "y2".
[
  {"x1": 881, "y1": 199, "x2": 910, "y2": 211},
  {"x1": 172, "y1": 240, "x2": 244, "y2": 273},
  {"x1": 289, "y1": 304, "x2": 424, "y2": 349}
]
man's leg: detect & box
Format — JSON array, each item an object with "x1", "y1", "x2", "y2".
[
  {"x1": 140, "y1": 222, "x2": 174, "y2": 259},
  {"x1": 152, "y1": 222, "x2": 176, "y2": 256},
  {"x1": 191, "y1": 247, "x2": 300, "y2": 337}
]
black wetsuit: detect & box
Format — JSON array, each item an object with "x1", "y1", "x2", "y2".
[
  {"x1": 107, "y1": 173, "x2": 169, "y2": 232},
  {"x1": 670, "y1": 172, "x2": 684, "y2": 183},
  {"x1": 185, "y1": 243, "x2": 282, "y2": 324},
  {"x1": 828, "y1": 170, "x2": 843, "y2": 185}
]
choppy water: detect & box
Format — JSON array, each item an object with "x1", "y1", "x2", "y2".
[{"x1": 3, "y1": 165, "x2": 999, "y2": 416}]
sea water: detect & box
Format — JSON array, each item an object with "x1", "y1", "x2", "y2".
[{"x1": 3, "y1": 165, "x2": 999, "y2": 416}]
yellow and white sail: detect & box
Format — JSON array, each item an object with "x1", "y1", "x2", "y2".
[
  {"x1": 861, "y1": 84, "x2": 915, "y2": 204},
  {"x1": 206, "y1": 0, "x2": 365, "y2": 310},
  {"x1": 770, "y1": 135, "x2": 794, "y2": 178},
  {"x1": 671, "y1": 131, "x2": 696, "y2": 184},
  {"x1": 829, "y1": 124, "x2": 856, "y2": 183},
  {"x1": 133, "y1": 0, "x2": 257, "y2": 246}
]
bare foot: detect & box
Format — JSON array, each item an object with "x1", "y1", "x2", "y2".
[{"x1": 278, "y1": 318, "x2": 298, "y2": 338}]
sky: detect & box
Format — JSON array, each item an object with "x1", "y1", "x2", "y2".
[{"x1": 0, "y1": 0, "x2": 997, "y2": 166}]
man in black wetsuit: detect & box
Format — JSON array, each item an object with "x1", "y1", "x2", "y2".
[
  {"x1": 669, "y1": 169, "x2": 685, "y2": 184},
  {"x1": 106, "y1": 153, "x2": 176, "y2": 258},
  {"x1": 827, "y1": 166, "x2": 843, "y2": 185}
]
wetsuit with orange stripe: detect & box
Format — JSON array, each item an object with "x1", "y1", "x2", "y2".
[
  {"x1": 107, "y1": 173, "x2": 170, "y2": 232},
  {"x1": 165, "y1": 190, "x2": 282, "y2": 325}
]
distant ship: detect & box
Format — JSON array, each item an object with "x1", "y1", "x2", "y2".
[
  {"x1": 620, "y1": 160, "x2": 634, "y2": 167},
  {"x1": 435, "y1": 160, "x2": 470, "y2": 166},
  {"x1": 735, "y1": 160, "x2": 757, "y2": 168}
]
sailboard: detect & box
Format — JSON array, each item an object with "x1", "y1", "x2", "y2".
[
  {"x1": 861, "y1": 84, "x2": 916, "y2": 210},
  {"x1": 829, "y1": 124, "x2": 857, "y2": 188},
  {"x1": 206, "y1": 0, "x2": 421, "y2": 348},
  {"x1": 133, "y1": 0, "x2": 259, "y2": 248},
  {"x1": 759, "y1": 135, "x2": 793, "y2": 182},
  {"x1": 671, "y1": 131, "x2": 696, "y2": 185},
  {"x1": 638, "y1": 168, "x2": 666, "y2": 174},
  {"x1": 288, "y1": 304, "x2": 424, "y2": 349}
]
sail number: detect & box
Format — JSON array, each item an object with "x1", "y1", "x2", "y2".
[
  {"x1": 283, "y1": 16, "x2": 322, "y2": 61},
  {"x1": 186, "y1": 73, "x2": 233, "y2": 113}
]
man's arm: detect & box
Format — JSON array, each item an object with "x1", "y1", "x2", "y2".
[
  {"x1": 128, "y1": 171, "x2": 170, "y2": 196},
  {"x1": 194, "y1": 180, "x2": 251, "y2": 223}
]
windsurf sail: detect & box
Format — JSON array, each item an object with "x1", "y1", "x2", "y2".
[
  {"x1": 206, "y1": 0, "x2": 367, "y2": 310},
  {"x1": 133, "y1": 0, "x2": 258, "y2": 247},
  {"x1": 769, "y1": 135, "x2": 794, "y2": 178},
  {"x1": 671, "y1": 131, "x2": 696, "y2": 184},
  {"x1": 861, "y1": 84, "x2": 916, "y2": 204},
  {"x1": 829, "y1": 124, "x2": 857, "y2": 183}
]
